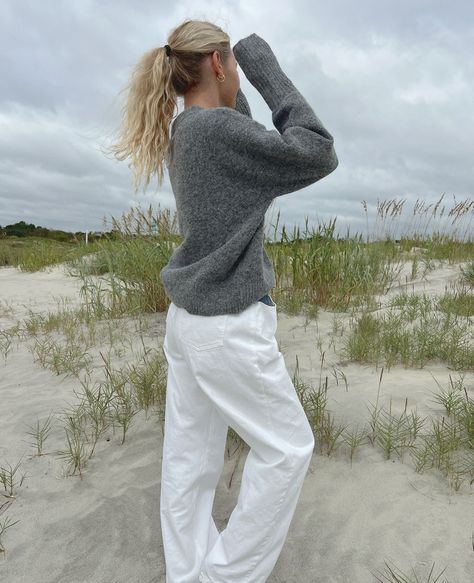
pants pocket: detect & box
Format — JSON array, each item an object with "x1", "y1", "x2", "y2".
[{"x1": 180, "y1": 312, "x2": 229, "y2": 351}]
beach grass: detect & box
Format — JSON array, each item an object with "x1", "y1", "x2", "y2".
[
  {"x1": 1, "y1": 194, "x2": 472, "y2": 574},
  {"x1": 460, "y1": 261, "x2": 474, "y2": 286},
  {"x1": 0, "y1": 511, "x2": 21, "y2": 554},
  {"x1": 0, "y1": 236, "x2": 101, "y2": 271},
  {"x1": 371, "y1": 559, "x2": 449, "y2": 582},
  {"x1": 3, "y1": 195, "x2": 471, "y2": 487},
  {"x1": 343, "y1": 299, "x2": 473, "y2": 371}
]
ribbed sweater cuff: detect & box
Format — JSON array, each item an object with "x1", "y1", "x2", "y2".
[{"x1": 233, "y1": 33, "x2": 297, "y2": 111}]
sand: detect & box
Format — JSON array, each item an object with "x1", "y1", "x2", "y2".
[{"x1": 0, "y1": 260, "x2": 472, "y2": 583}]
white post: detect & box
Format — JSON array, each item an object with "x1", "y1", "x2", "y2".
[{"x1": 85, "y1": 230, "x2": 88, "y2": 245}]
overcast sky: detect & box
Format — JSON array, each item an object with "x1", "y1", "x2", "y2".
[{"x1": 1, "y1": 0, "x2": 473, "y2": 241}]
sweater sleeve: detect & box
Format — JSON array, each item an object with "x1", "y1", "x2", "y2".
[
  {"x1": 234, "y1": 87, "x2": 253, "y2": 118},
  {"x1": 210, "y1": 33, "x2": 338, "y2": 199}
]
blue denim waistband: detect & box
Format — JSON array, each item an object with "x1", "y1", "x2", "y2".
[{"x1": 258, "y1": 293, "x2": 275, "y2": 306}]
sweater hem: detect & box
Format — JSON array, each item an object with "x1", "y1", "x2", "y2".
[{"x1": 168, "y1": 286, "x2": 275, "y2": 317}]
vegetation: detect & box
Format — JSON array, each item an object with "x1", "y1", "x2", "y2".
[
  {"x1": 343, "y1": 292, "x2": 473, "y2": 370},
  {"x1": 1, "y1": 195, "x2": 472, "y2": 579},
  {"x1": 0, "y1": 219, "x2": 105, "y2": 241}
]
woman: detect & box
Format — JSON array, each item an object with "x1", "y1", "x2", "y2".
[{"x1": 111, "y1": 18, "x2": 338, "y2": 583}]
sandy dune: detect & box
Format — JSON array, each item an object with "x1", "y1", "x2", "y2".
[{"x1": 0, "y1": 261, "x2": 472, "y2": 582}]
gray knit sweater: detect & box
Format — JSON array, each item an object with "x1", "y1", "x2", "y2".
[{"x1": 160, "y1": 33, "x2": 338, "y2": 316}]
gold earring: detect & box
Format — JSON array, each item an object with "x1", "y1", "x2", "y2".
[{"x1": 217, "y1": 73, "x2": 225, "y2": 82}]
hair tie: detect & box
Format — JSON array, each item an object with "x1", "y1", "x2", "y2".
[{"x1": 164, "y1": 44, "x2": 171, "y2": 57}]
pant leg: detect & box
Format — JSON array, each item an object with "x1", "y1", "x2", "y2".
[
  {"x1": 175, "y1": 300, "x2": 315, "y2": 583},
  {"x1": 160, "y1": 302, "x2": 229, "y2": 583}
]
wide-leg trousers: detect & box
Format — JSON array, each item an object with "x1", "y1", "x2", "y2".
[{"x1": 160, "y1": 297, "x2": 315, "y2": 583}]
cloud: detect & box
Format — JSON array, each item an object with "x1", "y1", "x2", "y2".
[{"x1": 1, "y1": 0, "x2": 472, "y2": 239}]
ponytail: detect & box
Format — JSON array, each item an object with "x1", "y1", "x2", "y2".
[
  {"x1": 105, "y1": 19, "x2": 231, "y2": 194},
  {"x1": 106, "y1": 45, "x2": 176, "y2": 193}
]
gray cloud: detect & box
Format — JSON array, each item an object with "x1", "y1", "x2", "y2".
[{"x1": 1, "y1": 0, "x2": 472, "y2": 239}]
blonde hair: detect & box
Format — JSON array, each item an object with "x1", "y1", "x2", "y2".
[{"x1": 106, "y1": 19, "x2": 232, "y2": 194}]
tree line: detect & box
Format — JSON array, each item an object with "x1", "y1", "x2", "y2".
[{"x1": 0, "y1": 221, "x2": 108, "y2": 242}]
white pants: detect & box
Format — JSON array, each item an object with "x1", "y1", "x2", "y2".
[{"x1": 160, "y1": 298, "x2": 315, "y2": 583}]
